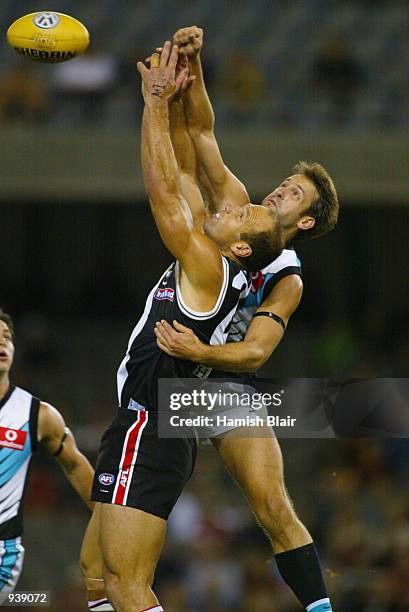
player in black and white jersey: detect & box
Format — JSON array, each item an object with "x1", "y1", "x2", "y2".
[
  {"x1": 0, "y1": 310, "x2": 113, "y2": 611},
  {"x1": 87, "y1": 42, "x2": 283, "y2": 612},
  {"x1": 152, "y1": 27, "x2": 339, "y2": 612}
]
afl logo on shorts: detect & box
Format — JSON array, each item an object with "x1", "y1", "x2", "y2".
[
  {"x1": 98, "y1": 473, "x2": 115, "y2": 486},
  {"x1": 33, "y1": 12, "x2": 60, "y2": 29}
]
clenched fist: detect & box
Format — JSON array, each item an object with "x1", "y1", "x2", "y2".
[{"x1": 173, "y1": 26, "x2": 203, "y2": 59}]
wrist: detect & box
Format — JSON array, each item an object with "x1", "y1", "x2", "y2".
[
  {"x1": 197, "y1": 341, "x2": 211, "y2": 364},
  {"x1": 145, "y1": 96, "x2": 168, "y2": 111},
  {"x1": 189, "y1": 54, "x2": 202, "y2": 73}
]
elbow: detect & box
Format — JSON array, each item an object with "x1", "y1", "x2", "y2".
[{"x1": 246, "y1": 346, "x2": 269, "y2": 372}]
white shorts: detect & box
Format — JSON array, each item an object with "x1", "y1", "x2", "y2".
[
  {"x1": 0, "y1": 537, "x2": 25, "y2": 605},
  {"x1": 197, "y1": 381, "x2": 271, "y2": 439}
]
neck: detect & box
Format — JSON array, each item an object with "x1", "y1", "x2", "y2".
[
  {"x1": 0, "y1": 373, "x2": 10, "y2": 401},
  {"x1": 284, "y1": 226, "x2": 297, "y2": 243},
  {"x1": 220, "y1": 249, "x2": 241, "y2": 266}
]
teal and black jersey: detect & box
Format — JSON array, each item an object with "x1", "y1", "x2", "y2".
[
  {"x1": 0, "y1": 386, "x2": 39, "y2": 539},
  {"x1": 226, "y1": 248, "x2": 301, "y2": 344}
]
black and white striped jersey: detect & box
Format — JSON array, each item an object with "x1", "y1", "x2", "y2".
[
  {"x1": 0, "y1": 386, "x2": 39, "y2": 539},
  {"x1": 117, "y1": 257, "x2": 249, "y2": 412}
]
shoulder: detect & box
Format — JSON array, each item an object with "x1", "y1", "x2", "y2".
[
  {"x1": 37, "y1": 402, "x2": 65, "y2": 442},
  {"x1": 261, "y1": 248, "x2": 301, "y2": 274},
  {"x1": 261, "y1": 247, "x2": 301, "y2": 275},
  {"x1": 261, "y1": 273, "x2": 303, "y2": 313}
]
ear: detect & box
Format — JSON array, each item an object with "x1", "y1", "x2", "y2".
[
  {"x1": 230, "y1": 241, "x2": 252, "y2": 259},
  {"x1": 296, "y1": 216, "x2": 315, "y2": 232}
]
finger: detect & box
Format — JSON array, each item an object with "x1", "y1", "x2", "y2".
[
  {"x1": 156, "y1": 321, "x2": 174, "y2": 344},
  {"x1": 181, "y1": 75, "x2": 196, "y2": 93},
  {"x1": 173, "y1": 320, "x2": 191, "y2": 332},
  {"x1": 160, "y1": 320, "x2": 174, "y2": 332},
  {"x1": 150, "y1": 52, "x2": 160, "y2": 68},
  {"x1": 177, "y1": 51, "x2": 188, "y2": 68},
  {"x1": 154, "y1": 326, "x2": 171, "y2": 348},
  {"x1": 156, "y1": 338, "x2": 172, "y2": 354},
  {"x1": 136, "y1": 61, "x2": 148, "y2": 75},
  {"x1": 160, "y1": 40, "x2": 171, "y2": 67},
  {"x1": 159, "y1": 320, "x2": 180, "y2": 341},
  {"x1": 168, "y1": 44, "x2": 179, "y2": 72},
  {"x1": 175, "y1": 67, "x2": 189, "y2": 91}
]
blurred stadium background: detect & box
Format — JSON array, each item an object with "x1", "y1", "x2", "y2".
[{"x1": 0, "y1": 0, "x2": 408, "y2": 610}]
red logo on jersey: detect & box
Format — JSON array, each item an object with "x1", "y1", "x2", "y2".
[
  {"x1": 250, "y1": 271, "x2": 264, "y2": 293},
  {"x1": 154, "y1": 287, "x2": 175, "y2": 302},
  {"x1": 0, "y1": 426, "x2": 27, "y2": 451}
]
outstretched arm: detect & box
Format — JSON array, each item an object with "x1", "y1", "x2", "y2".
[
  {"x1": 138, "y1": 42, "x2": 223, "y2": 293},
  {"x1": 173, "y1": 26, "x2": 250, "y2": 210},
  {"x1": 166, "y1": 52, "x2": 205, "y2": 227},
  {"x1": 38, "y1": 402, "x2": 94, "y2": 510},
  {"x1": 155, "y1": 275, "x2": 303, "y2": 372}
]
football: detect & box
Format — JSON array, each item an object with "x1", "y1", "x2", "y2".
[{"x1": 7, "y1": 12, "x2": 89, "y2": 63}]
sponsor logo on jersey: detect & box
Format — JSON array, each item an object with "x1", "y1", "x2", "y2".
[
  {"x1": 250, "y1": 271, "x2": 264, "y2": 293},
  {"x1": 0, "y1": 426, "x2": 27, "y2": 451},
  {"x1": 98, "y1": 473, "x2": 115, "y2": 486},
  {"x1": 154, "y1": 287, "x2": 175, "y2": 302}
]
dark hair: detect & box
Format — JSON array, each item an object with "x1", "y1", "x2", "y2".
[
  {"x1": 237, "y1": 219, "x2": 284, "y2": 272},
  {"x1": 293, "y1": 161, "x2": 339, "y2": 240},
  {"x1": 0, "y1": 309, "x2": 14, "y2": 338}
]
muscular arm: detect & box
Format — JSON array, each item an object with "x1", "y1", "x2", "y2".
[
  {"x1": 38, "y1": 402, "x2": 94, "y2": 510},
  {"x1": 155, "y1": 275, "x2": 303, "y2": 372},
  {"x1": 169, "y1": 97, "x2": 204, "y2": 227},
  {"x1": 173, "y1": 27, "x2": 249, "y2": 210},
  {"x1": 138, "y1": 44, "x2": 223, "y2": 292}
]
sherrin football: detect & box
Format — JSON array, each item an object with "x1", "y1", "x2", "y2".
[{"x1": 7, "y1": 12, "x2": 89, "y2": 63}]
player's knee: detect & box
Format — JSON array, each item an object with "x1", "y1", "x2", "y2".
[
  {"x1": 79, "y1": 542, "x2": 101, "y2": 579},
  {"x1": 103, "y1": 562, "x2": 153, "y2": 595},
  {"x1": 252, "y1": 486, "x2": 295, "y2": 531},
  {"x1": 103, "y1": 569, "x2": 153, "y2": 606}
]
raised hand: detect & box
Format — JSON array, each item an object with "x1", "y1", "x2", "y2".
[
  {"x1": 172, "y1": 26, "x2": 203, "y2": 59},
  {"x1": 137, "y1": 41, "x2": 188, "y2": 104},
  {"x1": 146, "y1": 47, "x2": 196, "y2": 100}
]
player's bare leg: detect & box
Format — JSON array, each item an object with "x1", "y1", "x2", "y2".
[
  {"x1": 212, "y1": 427, "x2": 310, "y2": 552},
  {"x1": 212, "y1": 428, "x2": 333, "y2": 611},
  {"x1": 80, "y1": 503, "x2": 115, "y2": 611},
  {"x1": 99, "y1": 504, "x2": 166, "y2": 612}
]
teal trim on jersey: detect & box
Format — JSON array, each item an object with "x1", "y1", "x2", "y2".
[
  {"x1": 0, "y1": 422, "x2": 31, "y2": 487},
  {"x1": 0, "y1": 538, "x2": 19, "y2": 589}
]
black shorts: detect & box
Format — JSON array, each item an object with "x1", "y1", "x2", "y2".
[{"x1": 91, "y1": 408, "x2": 197, "y2": 520}]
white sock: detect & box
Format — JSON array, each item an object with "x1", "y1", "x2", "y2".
[
  {"x1": 141, "y1": 607, "x2": 164, "y2": 612},
  {"x1": 88, "y1": 598, "x2": 115, "y2": 611},
  {"x1": 306, "y1": 598, "x2": 332, "y2": 611}
]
